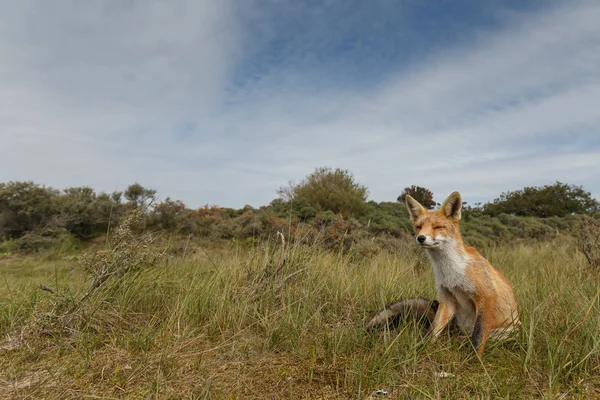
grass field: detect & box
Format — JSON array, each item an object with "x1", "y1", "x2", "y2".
[{"x1": 1, "y1": 228, "x2": 599, "y2": 399}]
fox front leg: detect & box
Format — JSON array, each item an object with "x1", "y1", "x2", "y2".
[{"x1": 431, "y1": 301, "x2": 455, "y2": 339}]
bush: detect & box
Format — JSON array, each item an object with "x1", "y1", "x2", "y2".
[
  {"x1": 78, "y1": 208, "x2": 162, "y2": 304},
  {"x1": 266, "y1": 198, "x2": 320, "y2": 222},
  {"x1": 484, "y1": 182, "x2": 598, "y2": 217},
  {"x1": 397, "y1": 185, "x2": 436, "y2": 209},
  {"x1": 313, "y1": 213, "x2": 362, "y2": 251},
  {"x1": 361, "y1": 201, "x2": 412, "y2": 237},
  {"x1": 0, "y1": 181, "x2": 59, "y2": 239},
  {"x1": 278, "y1": 167, "x2": 369, "y2": 217},
  {"x1": 576, "y1": 215, "x2": 600, "y2": 271},
  {"x1": 56, "y1": 187, "x2": 120, "y2": 238},
  {"x1": 148, "y1": 198, "x2": 196, "y2": 234},
  {"x1": 124, "y1": 183, "x2": 156, "y2": 207}
]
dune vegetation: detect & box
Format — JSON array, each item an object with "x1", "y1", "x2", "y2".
[
  {"x1": 1, "y1": 171, "x2": 599, "y2": 398},
  {"x1": 1, "y1": 215, "x2": 599, "y2": 398}
]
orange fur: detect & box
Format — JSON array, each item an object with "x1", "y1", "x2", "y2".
[{"x1": 406, "y1": 192, "x2": 520, "y2": 356}]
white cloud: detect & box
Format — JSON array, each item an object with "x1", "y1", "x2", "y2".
[
  {"x1": 0, "y1": 0, "x2": 240, "y2": 198},
  {"x1": 220, "y1": 0, "x2": 600, "y2": 205},
  {"x1": 0, "y1": 0, "x2": 599, "y2": 207}
]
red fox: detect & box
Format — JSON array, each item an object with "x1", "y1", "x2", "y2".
[{"x1": 367, "y1": 192, "x2": 520, "y2": 356}]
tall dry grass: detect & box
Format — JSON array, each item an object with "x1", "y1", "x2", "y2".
[{"x1": 0, "y1": 225, "x2": 599, "y2": 398}]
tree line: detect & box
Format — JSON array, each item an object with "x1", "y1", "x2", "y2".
[{"x1": 0, "y1": 167, "x2": 598, "y2": 252}]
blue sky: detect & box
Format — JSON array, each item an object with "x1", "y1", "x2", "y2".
[{"x1": 1, "y1": 0, "x2": 599, "y2": 207}]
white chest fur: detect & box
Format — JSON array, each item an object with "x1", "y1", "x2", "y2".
[{"x1": 426, "y1": 246, "x2": 474, "y2": 293}]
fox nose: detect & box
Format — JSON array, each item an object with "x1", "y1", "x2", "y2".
[{"x1": 417, "y1": 235, "x2": 426, "y2": 244}]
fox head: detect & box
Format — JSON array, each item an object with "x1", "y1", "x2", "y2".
[{"x1": 405, "y1": 192, "x2": 462, "y2": 249}]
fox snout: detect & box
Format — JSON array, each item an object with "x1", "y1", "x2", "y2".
[{"x1": 415, "y1": 234, "x2": 441, "y2": 247}]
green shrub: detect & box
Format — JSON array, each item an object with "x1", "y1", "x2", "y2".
[
  {"x1": 484, "y1": 182, "x2": 598, "y2": 217},
  {"x1": 0, "y1": 181, "x2": 59, "y2": 239},
  {"x1": 361, "y1": 201, "x2": 412, "y2": 237},
  {"x1": 397, "y1": 185, "x2": 436, "y2": 209},
  {"x1": 56, "y1": 187, "x2": 121, "y2": 238},
  {"x1": 148, "y1": 197, "x2": 196, "y2": 234},
  {"x1": 278, "y1": 167, "x2": 369, "y2": 217}
]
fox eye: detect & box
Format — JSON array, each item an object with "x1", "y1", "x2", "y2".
[
  {"x1": 434, "y1": 226, "x2": 445, "y2": 229},
  {"x1": 416, "y1": 225, "x2": 422, "y2": 230}
]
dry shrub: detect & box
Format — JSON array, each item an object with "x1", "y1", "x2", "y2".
[
  {"x1": 78, "y1": 208, "x2": 161, "y2": 302},
  {"x1": 577, "y1": 215, "x2": 600, "y2": 271},
  {"x1": 35, "y1": 208, "x2": 162, "y2": 335}
]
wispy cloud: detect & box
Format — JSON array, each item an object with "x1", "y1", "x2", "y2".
[{"x1": 1, "y1": 0, "x2": 598, "y2": 207}]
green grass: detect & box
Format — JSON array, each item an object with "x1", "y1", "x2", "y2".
[{"x1": 0, "y1": 234, "x2": 599, "y2": 399}]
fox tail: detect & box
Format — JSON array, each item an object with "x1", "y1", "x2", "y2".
[{"x1": 366, "y1": 297, "x2": 439, "y2": 331}]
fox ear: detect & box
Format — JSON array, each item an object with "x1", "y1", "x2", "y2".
[
  {"x1": 405, "y1": 195, "x2": 426, "y2": 222},
  {"x1": 441, "y1": 192, "x2": 462, "y2": 220}
]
